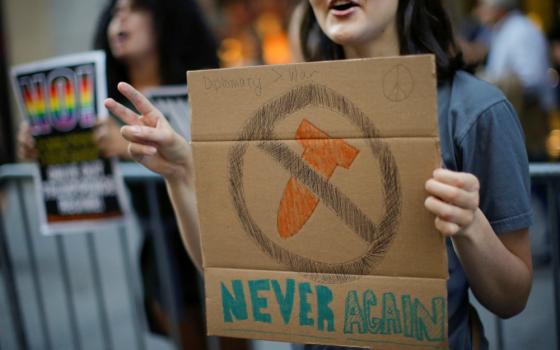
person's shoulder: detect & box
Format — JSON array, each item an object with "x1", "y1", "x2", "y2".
[
  {"x1": 439, "y1": 71, "x2": 518, "y2": 144},
  {"x1": 503, "y1": 11, "x2": 544, "y2": 38},
  {"x1": 448, "y1": 70, "x2": 508, "y2": 117}
]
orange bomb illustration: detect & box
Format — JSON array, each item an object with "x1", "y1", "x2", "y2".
[{"x1": 277, "y1": 119, "x2": 359, "y2": 238}]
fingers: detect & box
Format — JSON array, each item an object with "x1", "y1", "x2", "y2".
[
  {"x1": 432, "y1": 168, "x2": 480, "y2": 192},
  {"x1": 92, "y1": 122, "x2": 107, "y2": 142},
  {"x1": 17, "y1": 125, "x2": 35, "y2": 149},
  {"x1": 425, "y1": 178, "x2": 479, "y2": 210},
  {"x1": 17, "y1": 122, "x2": 38, "y2": 161},
  {"x1": 120, "y1": 125, "x2": 173, "y2": 146},
  {"x1": 128, "y1": 142, "x2": 157, "y2": 162},
  {"x1": 425, "y1": 169, "x2": 480, "y2": 237},
  {"x1": 424, "y1": 196, "x2": 475, "y2": 227},
  {"x1": 17, "y1": 142, "x2": 38, "y2": 161},
  {"x1": 116, "y1": 82, "x2": 160, "y2": 125},
  {"x1": 126, "y1": 142, "x2": 182, "y2": 180},
  {"x1": 434, "y1": 217, "x2": 461, "y2": 237},
  {"x1": 104, "y1": 98, "x2": 141, "y2": 126}
]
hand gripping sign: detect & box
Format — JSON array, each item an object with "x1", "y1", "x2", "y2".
[{"x1": 189, "y1": 55, "x2": 448, "y2": 349}]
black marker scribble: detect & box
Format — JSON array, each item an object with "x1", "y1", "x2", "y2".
[{"x1": 228, "y1": 83, "x2": 401, "y2": 283}]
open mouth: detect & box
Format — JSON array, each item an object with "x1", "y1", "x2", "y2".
[
  {"x1": 117, "y1": 31, "x2": 129, "y2": 41},
  {"x1": 329, "y1": 0, "x2": 358, "y2": 12}
]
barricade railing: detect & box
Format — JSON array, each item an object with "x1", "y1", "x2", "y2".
[
  {"x1": 0, "y1": 162, "x2": 182, "y2": 350},
  {"x1": 1, "y1": 162, "x2": 559, "y2": 350},
  {"x1": 526, "y1": 163, "x2": 560, "y2": 350}
]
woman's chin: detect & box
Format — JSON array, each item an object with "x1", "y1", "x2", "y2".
[
  {"x1": 328, "y1": 32, "x2": 360, "y2": 47},
  {"x1": 110, "y1": 47, "x2": 127, "y2": 60}
]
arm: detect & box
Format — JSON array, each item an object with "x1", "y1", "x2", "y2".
[
  {"x1": 425, "y1": 169, "x2": 532, "y2": 318},
  {"x1": 104, "y1": 82, "x2": 203, "y2": 271}
]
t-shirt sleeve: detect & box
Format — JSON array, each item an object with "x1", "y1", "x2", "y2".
[{"x1": 457, "y1": 100, "x2": 532, "y2": 234}]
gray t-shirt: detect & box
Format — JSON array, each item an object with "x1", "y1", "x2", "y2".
[{"x1": 303, "y1": 71, "x2": 533, "y2": 350}]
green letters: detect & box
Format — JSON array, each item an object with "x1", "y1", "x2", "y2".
[
  {"x1": 415, "y1": 297, "x2": 446, "y2": 341},
  {"x1": 343, "y1": 289, "x2": 445, "y2": 342},
  {"x1": 344, "y1": 290, "x2": 366, "y2": 334},
  {"x1": 381, "y1": 292, "x2": 402, "y2": 335}
]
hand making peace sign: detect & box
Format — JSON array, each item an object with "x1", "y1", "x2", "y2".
[{"x1": 104, "y1": 82, "x2": 194, "y2": 184}]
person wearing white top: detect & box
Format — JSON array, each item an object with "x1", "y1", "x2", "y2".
[{"x1": 477, "y1": 0, "x2": 555, "y2": 111}]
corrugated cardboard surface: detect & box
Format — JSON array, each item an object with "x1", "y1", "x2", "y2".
[{"x1": 188, "y1": 55, "x2": 447, "y2": 348}]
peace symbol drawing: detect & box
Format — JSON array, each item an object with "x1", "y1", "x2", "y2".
[{"x1": 383, "y1": 64, "x2": 414, "y2": 102}]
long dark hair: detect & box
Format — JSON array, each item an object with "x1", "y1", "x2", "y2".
[
  {"x1": 94, "y1": 0, "x2": 220, "y2": 100},
  {"x1": 300, "y1": 0, "x2": 464, "y2": 82}
]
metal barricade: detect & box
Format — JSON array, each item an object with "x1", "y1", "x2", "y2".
[
  {"x1": 528, "y1": 163, "x2": 560, "y2": 350},
  {"x1": 0, "y1": 162, "x2": 185, "y2": 350},
  {"x1": 487, "y1": 163, "x2": 560, "y2": 350}
]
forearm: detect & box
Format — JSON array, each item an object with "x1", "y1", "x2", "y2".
[
  {"x1": 104, "y1": 83, "x2": 205, "y2": 271},
  {"x1": 451, "y1": 209, "x2": 532, "y2": 318},
  {"x1": 165, "y1": 175, "x2": 203, "y2": 273}
]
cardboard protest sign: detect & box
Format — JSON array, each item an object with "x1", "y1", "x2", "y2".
[
  {"x1": 11, "y1": 51, "x2": 129, "y2": 235},
  {"x1": 144, "y1": 85, "x2": 190, "y2": 141},
  {"x1": 188, "y1": 55, "x2": 447, "y2": 349}
]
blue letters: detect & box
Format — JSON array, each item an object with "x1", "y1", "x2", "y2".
[
  {"x1": 221, "y1": 280, "x2": 248, "y2": 323},
  {"x1": 316, "y1": 285, "x2": 334, "y2": 332},
  {"x1": 271, "y1": 279, "x2": 295, "y2": 325},
  {"x1": 299, "y1": 282, "x2": 314, "y2": 327},
  {"x1": 249, "y1": 279, "x2": 272, "y2": 323}
]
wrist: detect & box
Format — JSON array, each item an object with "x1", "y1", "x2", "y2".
[
  {"x1": 163, "y1": 135, "x2": 194, "y2": 185},
  {"x1": 452, "y1": 209, "x2": 486, "y2": 245},
  {"x1": 164, "y1": 161, "x2": 195, "y2": 188}
]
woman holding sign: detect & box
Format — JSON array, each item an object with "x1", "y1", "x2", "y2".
[{"x1": 106, "y1": 0, "x2": 533, "y2": 349}]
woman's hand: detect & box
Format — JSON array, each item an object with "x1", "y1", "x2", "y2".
[
  {"x1": 105, "y1": 82, "x2": 202, "y2": 271},
  {"x1": 425, "y1": 168, "x2": 532, "y2": 318},
  {"x1": 17, "y1": 121, "x2": 38, "y2": 161},
  {"x1": 93, "y1": 117, "x2": 131, "y2": 159},
  {"x1": 424, "y1": 168, "x2": 480, "y2": 237},
  {"x1": 104, "y1": 82, "x2": 193, "y2": 184}
]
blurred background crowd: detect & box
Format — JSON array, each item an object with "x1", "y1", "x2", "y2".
[{"x1": 2, "y1": 0, "x2": 560, "y2": 164}]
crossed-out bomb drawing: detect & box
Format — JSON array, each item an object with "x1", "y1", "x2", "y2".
[{"x1": 228, "y1": 82, "x2": 403, "y2": 281}]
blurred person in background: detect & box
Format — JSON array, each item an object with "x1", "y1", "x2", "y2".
[
  {"x1": 19, "y1": 0, "x2": 247, "y2": 349},
  {"x1": 547, "y1": 18, "x2": 560, "y2": 159},
  {"x1": 93, "y1": 1, "x2": 219, "y2": 349},
  {"x1": 475, "y1": 0, "x2": 554, "y2": 267},
  {"x1": 475, "y1": 0, "x2": 554, "y2": 161}
]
